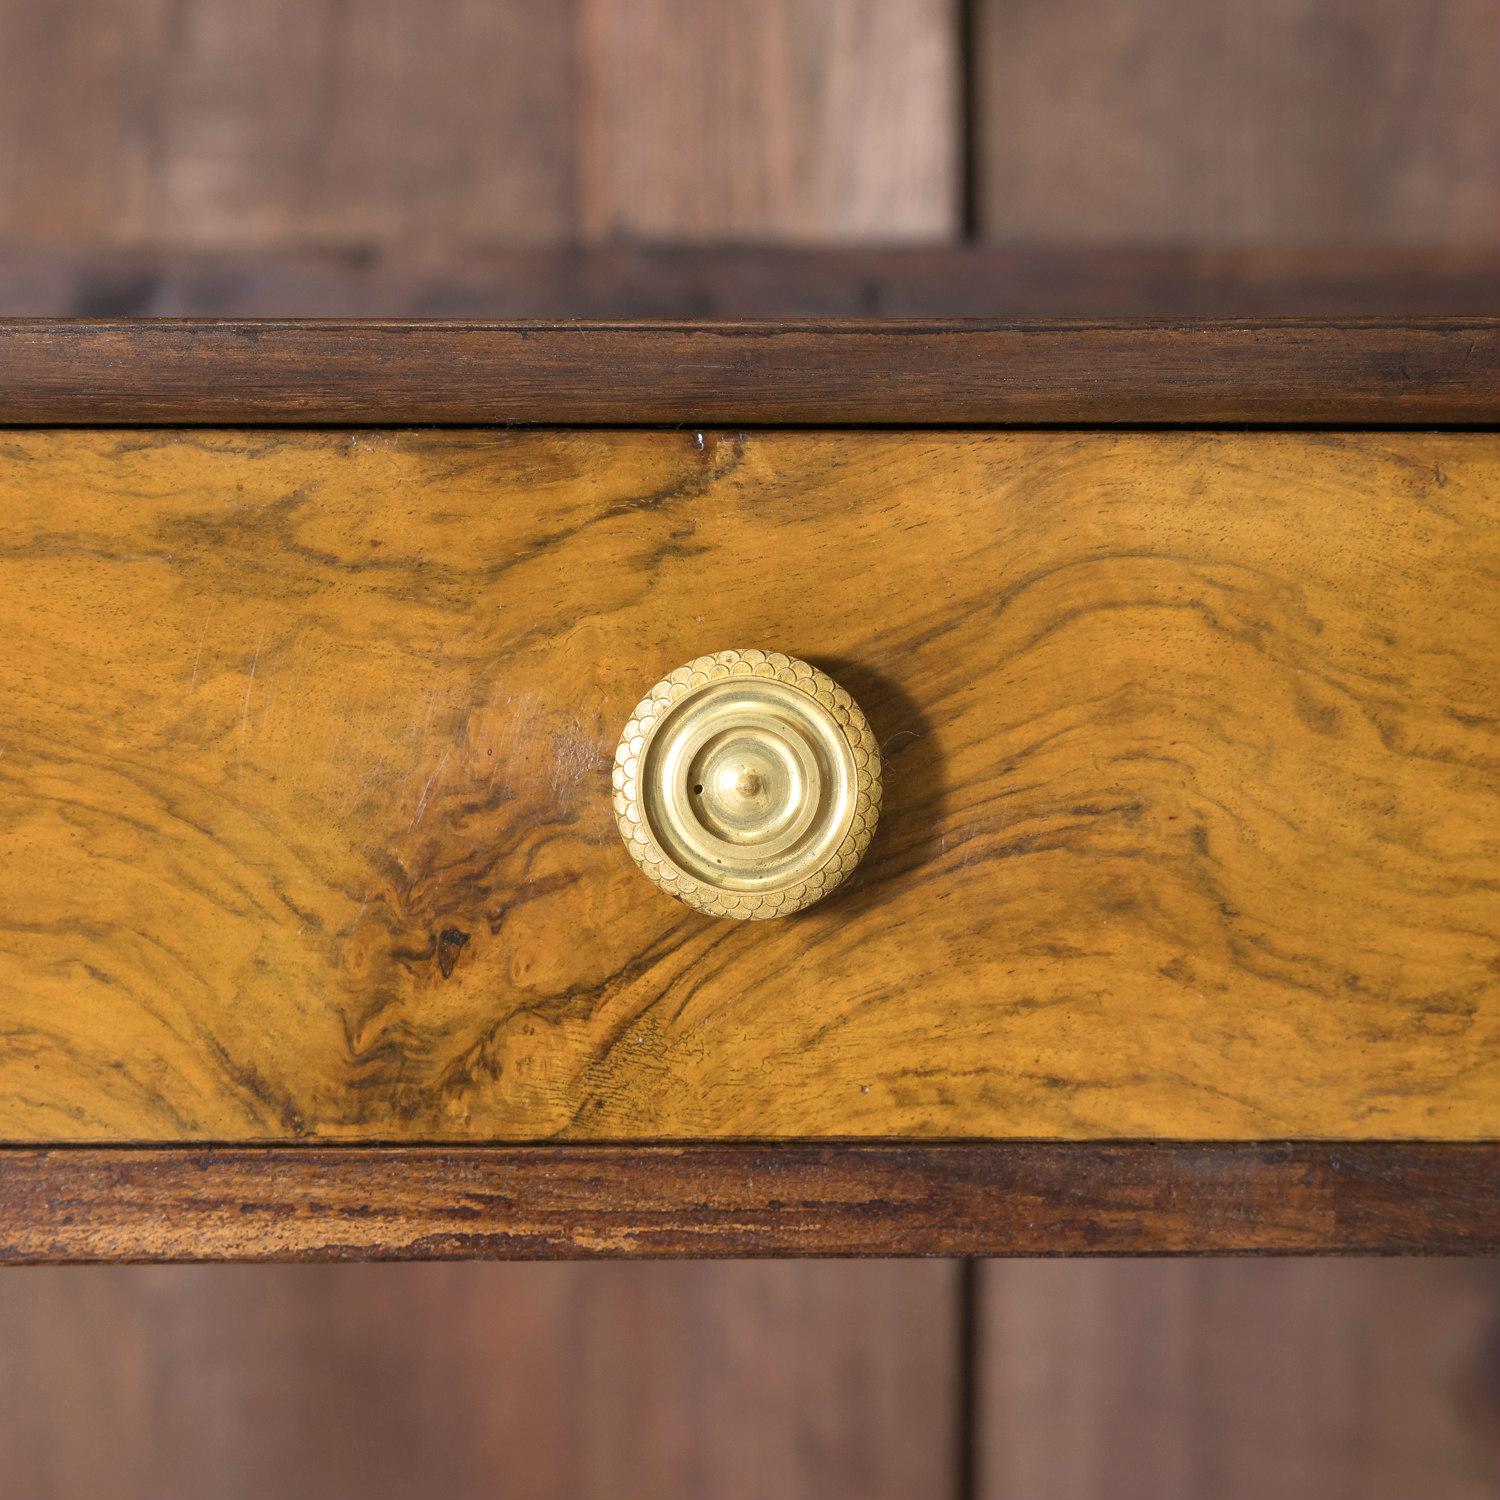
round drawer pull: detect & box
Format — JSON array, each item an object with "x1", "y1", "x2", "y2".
[{"x1": 612, "y1": 650, "x2": 881, "y2": 919}]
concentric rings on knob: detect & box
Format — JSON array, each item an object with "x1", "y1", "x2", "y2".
[{"x1": 612, "y1": 650, "x2": 881, "y2": 919}]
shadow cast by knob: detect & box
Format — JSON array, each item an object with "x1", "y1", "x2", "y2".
[{"x1": 808, "y1": 656, "x2": 949, "y2": 921}]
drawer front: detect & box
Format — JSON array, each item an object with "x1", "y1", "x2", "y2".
[{"x1": 1, "y1": 428, "x2": 1496, "y2": 1143}]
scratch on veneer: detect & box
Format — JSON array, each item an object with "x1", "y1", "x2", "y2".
[
  {"x1": 409, "y1": 748, "x2": 452, "y2": 829},
  {"x1": 187, "y1": 618, "x2": 209, "y2": 695},
  {"x1": 236, "y1": 626, "x2": 267, "y2": 776}
]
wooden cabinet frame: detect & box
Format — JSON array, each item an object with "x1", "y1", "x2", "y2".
[{"x1": 2, "y1": 318, "x2": 1495, "y2": 1260}]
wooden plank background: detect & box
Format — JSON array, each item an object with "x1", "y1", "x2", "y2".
[
  {"x1": 0, "y1": 1261, "x2": 960, "y2": 1500},
  {"x1": 977, "y1": 1261, "x2": 1500, "y2": 1500},
  {"x1": 0, "y1": 0, "x2": 1492, "y2": 315},
  {"x1": 0, "y1": 1, "x2": 1497, "y2": 1496},
  {"x1": 974, "y1": 0, "x2": 1500, "y2": 246}
]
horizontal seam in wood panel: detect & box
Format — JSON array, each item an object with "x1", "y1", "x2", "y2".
[
  {"x1": 3, "y1": 423, "x2": 1499, "y2": 433},
  {"x1": 2, "y1": 1138, "x2": 1496, "y2": 1151}
]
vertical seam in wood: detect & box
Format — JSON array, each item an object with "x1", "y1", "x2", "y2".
[{"x1": 958, "y1": 0, "x2": 982, "y2": 241}]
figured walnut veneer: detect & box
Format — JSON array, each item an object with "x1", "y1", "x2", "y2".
[{"x1": 0, "y1": 428, "x2": 1496, "y2": 1142}]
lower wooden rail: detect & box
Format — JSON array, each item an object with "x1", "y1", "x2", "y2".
[{"x1": 1, "y1": 1143, "x2": 1494, "y2": 1262}]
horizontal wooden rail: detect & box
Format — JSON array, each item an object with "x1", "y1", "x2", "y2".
[
  {"x1": 2, "y1": 1143, "x2": 1495, "y2": 1262},
  {"x1": 0, "y1": 318, "x2": 1495, "y2": 426}
]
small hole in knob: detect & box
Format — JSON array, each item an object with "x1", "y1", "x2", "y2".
[{"x1": 692, "y1": 783, "x2": 703, "y2": 795}]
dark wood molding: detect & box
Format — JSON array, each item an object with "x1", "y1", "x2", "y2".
[
  {"x1": 1, "y1": 1143, "x2": 1494, "y2": 1263},
  {"x1": 0, "y1": 318, "x2": 1494, "y2": 427}
]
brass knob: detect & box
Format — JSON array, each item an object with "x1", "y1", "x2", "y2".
[{"x1": 613, "y1": 650, "x2": 881, "y2": 919}]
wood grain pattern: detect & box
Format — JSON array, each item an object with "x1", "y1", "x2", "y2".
[
  {"x1": 0, "y1": 1260, "x2": 959, "y2": 1499},
  {"x1": 978, "y1": 1259, "x2": 1500, "y2": 1499},
  {"x1": 976, "y1": 0, "x2": 1500, "y2": 245},
  {"x1": 0, "y1": 0, "x2": 955, "y2": 249},
  {"x1": 0, "y1": 428, "x2": 1496, "y2": 1143},
  {"x1": 0, "y1": 0, "x2": 577, "y2": 246},
  {"x1": 2, "y1": 1144, "x2": 1496, "y2": 1261},
  {"x1": 577, "y1": 0, "x2": 958, "y2": 240},
  {"x1": 1, "y1": 319, "x2": 1496, "y2": 425},
  {"x1": 3, "y1": 246, "x2": 1496, "y2": 320}
]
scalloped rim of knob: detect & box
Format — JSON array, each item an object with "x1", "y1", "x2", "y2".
[{"x1": 612, "y1": 649, "x2": 882, "y2": 919}]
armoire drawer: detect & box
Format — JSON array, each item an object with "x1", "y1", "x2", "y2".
[{"x1": 0, "y1": 318, "x2": 1495, "y2": 1259}]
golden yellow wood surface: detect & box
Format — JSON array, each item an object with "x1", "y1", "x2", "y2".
[{"x1": 0, "y1": 429, "x2": 1496, "y2": 1142}]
